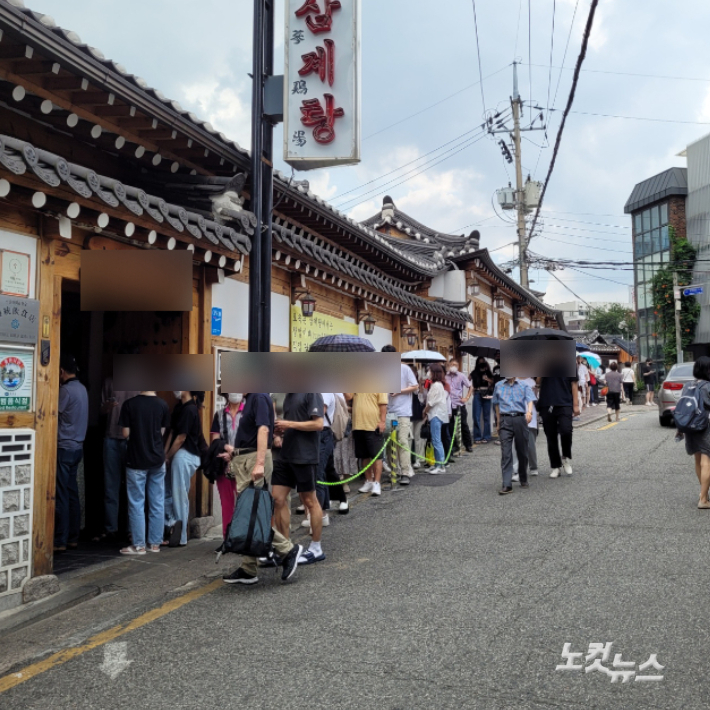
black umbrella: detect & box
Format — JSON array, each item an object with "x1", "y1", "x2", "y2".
[
  {"x1": 509, "y1": 328, "x2": 574, "y2": 341},
  {"x1": 459, "y1": 336, "x2": 501, "y2": 358},
  {"x1": 308, "y1": 334, "x2": 376, "y2": 352}
]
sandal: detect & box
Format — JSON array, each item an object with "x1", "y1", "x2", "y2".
[
  {"x1": 147, "y1": 544, "x2": 161, "y2": 552},
  {"x1": 698, "y1": 500, "x2": 710, "y2": 509},
  {"x1": 120, "y1": 545, "x2": 146, "y2": 555}
]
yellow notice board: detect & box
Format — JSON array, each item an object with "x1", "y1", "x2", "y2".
[{"x1": 290, "y1": 306, "x2": 358, "y2": 352}]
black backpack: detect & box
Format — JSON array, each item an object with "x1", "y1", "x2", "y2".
[
  {"x1": 216, "y1": 483, "x2": 274, "y2": 560},
  {"x1": 673, "y1": 381, "x2": 710, "y2": 434}
]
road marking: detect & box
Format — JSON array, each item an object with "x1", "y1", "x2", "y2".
[
  {"x1": 0, "y1": 577, "x2": 222, "y2": 694},
  {"x1": 99, "y1": 642, "x2": 132, "y2": 680}
]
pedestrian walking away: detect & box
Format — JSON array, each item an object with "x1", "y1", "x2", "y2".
[
  {"x1": 98, "y1": 376, "x2": 139, "y2": 544},
  {"x1": 117, "y1": 390, "x2": 170, "y2": 555},
  {"x1": 210, "y1": 393, "x2": 245, "y2": 538},
  {"x1": 538, "y1": 371, "x2": 580, "y2": 478},
  {"x1": 423, "y1": 364, "x2": 450, "y2": 474},
  {"x1": 642, "y1": 358, "x2": 658, "y2": 406},
  {"x1": 222, "y1": 393, "x2": 303, "y2": 585},
  {"x1": 470, "y1": 356, "x2": 495, "y2": 444},
  {"x1": 577, "y1": 356, "x2": 590, "y2": 409},
  {"x1": 603, "y1": 362, "x2": 623, "y2": 422},
  {"x1": 445, "y1": 358, "x2": 473, "y2": 452},
  {"x1": 493, "y1": 375, "x2": 537, "y2": 494},
  {"x1": 164, "y1": 391, "x2": 205, "y2": 547},
  {"x1": 382, "y1": 345, "x2": 419, "y2": 484},
  {"x1": 274, "y1": 393, "x2": 326, "y2": 566},
  {"x1": 346, "y1": 391, "x2": 388, "y2": 496},
  {"x1": 621, "y1": 361, "x2": 635, "y2": 404},
  {"x1": 54, "y1": 354, "x2": 89, "y2": 553},
  {"x1": 678, "y1": 357, "x2": 710, "y2": 509}
]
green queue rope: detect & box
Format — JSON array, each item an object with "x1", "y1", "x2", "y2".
[{"x1": 316, "y1": 415, "x2": 460, "y2": 486}]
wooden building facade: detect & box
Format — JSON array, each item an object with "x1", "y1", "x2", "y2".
[{"x1": 0, "y1": 1, "x2": 562, "y2": 609}]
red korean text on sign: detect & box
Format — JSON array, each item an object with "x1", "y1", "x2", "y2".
[
  {"x1": 300, "y1": 94, "x2": 345, "y2": 144},
  {"x1": 299, "y1": 38, "x2": 335, "y2": 87},
  {"x1": 295, "y1": 0, "x2": 342, "y2": 34}
]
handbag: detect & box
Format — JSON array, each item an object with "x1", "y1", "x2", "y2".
[
  {"x1": 420, "y1": 421, "x2": 431, "y2": 440},
  {"x1": 600, "y1": 387, "x2": 609, "y2": 397}
]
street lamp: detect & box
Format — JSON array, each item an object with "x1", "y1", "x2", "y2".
[
  {"x1": 363, "y1": 314, "x2": 376, "y2": 335},
  {"x1": 494, "y1": 294, "x2": 505, "y2": 309},
  {"x1": 425, "y1": 335, "x2": 437, "y2": 351},
  {"x1": 403, "y1": 328, "x2": 418, "y2": 348},
  {"x1": 293, "y1": 291, "x2": 317, "y2": 317}
]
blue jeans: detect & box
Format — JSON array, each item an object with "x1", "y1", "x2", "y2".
[
  {"x1": 103, "y1": 438, "x2": 127, "y2": 534},
  {"x1": 430, "y1": 417, "x2": 445, "y2": 467},
  {"x1": 55, "y1": 447, "x2": 83, "y2": 547},
  {"x1": 126, "y1": 464, "x2": 166, "y2": 548},
  {"x1": 165, "y1": 449, "x2": 200, "y2": 545},
  {"x1": 473, "y1": 393, "x2": 492, "y2": 441}
]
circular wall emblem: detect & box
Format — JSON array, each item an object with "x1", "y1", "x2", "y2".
[
  {"x1": 0, "y1": 356, "x2": 25, "y2": 392},
  {"x1": 11, "y1": 319, "x2": 19, "y2": 330}
]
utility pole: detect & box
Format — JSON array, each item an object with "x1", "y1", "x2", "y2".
[
  {"x1": 673, "y1": 271, "x2": 683, "y2": 364},
  {"x1": 248, "y1": 0, "x2": 276, "y2": 353},
  {"x1": 511, "y1": 62, "x2": 528, "y2": 289}
]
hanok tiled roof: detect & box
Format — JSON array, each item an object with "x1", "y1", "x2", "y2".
[
  {"x1": 0, "y1": 133, "x2": 254, "y2": 255},
  {"x1": 624, "y1": 167, "x2": 687, "y2": 214}
]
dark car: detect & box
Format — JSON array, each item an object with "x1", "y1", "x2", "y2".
[{"x1": 658, "y1": 362, "x2": 695, "y2": 426}]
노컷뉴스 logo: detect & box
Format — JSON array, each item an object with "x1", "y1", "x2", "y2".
[
  {"x1": 0, "y1": 356, "x2": 25, "y2": 392},
  {"x1": 556, "y1": 642, "x2": 664, "y2": 683}
]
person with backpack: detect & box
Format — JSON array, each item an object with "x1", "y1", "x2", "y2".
[
  {"x1": 675, "y1": 357, "x2": 710, "y2": 509},
  {"x1": 221, "y1": 392, "x2": 303, "y2": 584},
  {"x1": 382, "y1": 345, "x2": 419, "y2": 485},
  {"x1": 210, "y1": 393, "x2": 244, "y2": 539},
  {"x1": 602, "y1": 362, "x2": 623, "y2": 422},
  {"x1": 163, "y1": 391, "x2": 204, "y2": 547}
]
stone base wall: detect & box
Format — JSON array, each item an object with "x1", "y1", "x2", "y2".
[{"x1": 0, "y1": 429, "x2": 34, "y2": 600}]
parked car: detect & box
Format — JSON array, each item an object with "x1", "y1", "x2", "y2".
[{"x1": 658, "y1": 362, "x2": 695, "y2": 426}]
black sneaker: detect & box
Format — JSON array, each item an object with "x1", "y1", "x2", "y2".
[
  {"x1": 498, "y1": 487, "x2": 513, "y2": 495},
  {"x1": 258, "y1": 554, "x2": 281, "y2": 567},
  {"x1": 281, "y1": 543, "x2": 304, "y2": 581},
  {"x1": 520, "y1": 482, "x2": 529, "y2": 488},
  {"x1": 223, "y1": 568, "x2": 258, "y2": 585}
]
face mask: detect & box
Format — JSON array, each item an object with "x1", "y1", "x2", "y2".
[
  {"x1": 228, "y1": 393, "x2": 243, "y2": 404},
  {"x1": 426, "y1": 371, "x2": 432, "y2": 379},
  {"x1": 449, "y1": 366, "x2": 458, "y2": 373},
  {"x1": 173, "y1": 391, "x2": 182, "y2": 399}
]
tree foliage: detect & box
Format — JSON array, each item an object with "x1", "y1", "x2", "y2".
[
  {"x1": 585, "y1": 303, "x2": 636, "y2": 338},
  {"x1": 651, "y1": 226, "x2": 701, "y2": 367}
]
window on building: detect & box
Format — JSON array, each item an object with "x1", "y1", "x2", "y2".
[
  {"x1": 498, "y1": 315, "x2": 511, "y2": 339},
  {"x1": 474, "y1": 303, "x2": 488, "y2": 332}
]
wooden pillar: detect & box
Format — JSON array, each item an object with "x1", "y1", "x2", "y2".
[
  {"x1": 196, "y1": 270, "x2": 213, "y2": 518},
  {"x1": 33, "y1": 240, "x2": 61, "y2": 576}
]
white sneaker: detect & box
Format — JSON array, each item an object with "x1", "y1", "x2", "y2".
[
  {"x1": 321, "y1": 514, "x2": 330, "y2": 527},
  {"x1": 382, "y1": 460, "x2": 391, "y2": 472},
  {"x1": 550, "y1": 468, "x2": 560, "y2": 478},
  {"x1": 512, "y1": 473, "x2": 520, "y2": 482},
  {"x1": 300, "y1": 516, "x2": 311, "y2": 528},
  {"x1": 428, "y1": 467, "x2": 446, "y2": 475},
  {"x1": 338, "y1": 501, "x2": 349, "y2": 514},
  {"x1": 296, "y1": 505, "x2": 306, "y2": 514},
  {"x1": 371, "y1": 482, "x2": 382, "y2": 496},
  {"x1": 530, "y1": 470, "x2": 538, "y2": 476},
  {"x1": 562, "y1": 458, "x2": 573, "y2": 475},
  {"x1": 358, "y1": 480, "x2": 373, "y2": 493},
  {"x1": 412, "y1": 461, "x2": 422, "y2": 469}
]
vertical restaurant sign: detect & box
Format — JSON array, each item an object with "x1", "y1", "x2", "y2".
[
  {"x1": 290, "y1": 306, "x2": 358, "y2": 352},
  {"x1": 284, "y1": 0, "x2": 361, "y2": 170},
  {"x1": 0, "y1": 348, "x2": 33, "y2": 411}
]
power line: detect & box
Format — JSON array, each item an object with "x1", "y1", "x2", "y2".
[
  {"x1": 546, "y1": 269, "x2": 592, "y2": 307},
  {"x1": 523, "y1": 62, "x2": 710, "y2": 84},
  {"x1": 543, "y1": 106, "x2": 710, "y2": 126},
  {"x1": 538, "y1": 234, "x2": 632, "y2": 251},
  {"x1": 471, "y1": 0, "x2": 487, "y2": 113},
  {"x1": 545, "y1": 0, "x2": 557, "y2": 119},
  {"x1": 526, "y1": 0, "x2": 600, "y2": 251},
  {"x1": 513, "y1": 0, "x2": 524, "y2": 57},
  {"x1": 527, "y1": 0, "x2": 533, "y2": 103},
  {"x1": 362, "y1": 64, "x2": 511, "y2": 141}
]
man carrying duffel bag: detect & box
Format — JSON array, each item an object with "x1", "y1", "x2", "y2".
[{"x1": 218, "y1": 392, "x2": 303, "y2": 585}]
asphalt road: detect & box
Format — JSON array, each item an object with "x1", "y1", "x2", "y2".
[{"x1": 2, "y1": 406, "x2": 708, "y2": 710}]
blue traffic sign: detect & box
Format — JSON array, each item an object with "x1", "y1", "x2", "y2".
[
  {"x1": 684, "y1": 286, "x2": 703, "y2": 296},
  {"x1": 211, "y1": 307, "x2": 222, "y2": 336}
]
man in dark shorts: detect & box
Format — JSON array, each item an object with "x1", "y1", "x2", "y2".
[
  {"x1": 274, "y1": 393, "x2": 326, "y2": 565},
  {"x1": 345, "y1": 393, "x2": 388, "y2": 497},
  {"x1": 221, "y1": 393, "x2": 303, "y2": 585},
  {"x1": 642, "y1": 359, "x2": 657, "y2": 406},
  {"x1": 537, "y1": 373, "x2": 580, "y2": 478}
]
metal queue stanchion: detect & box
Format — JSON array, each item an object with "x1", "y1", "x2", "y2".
[{"x1": 389, "y1": 419, "x2": 402, "y2": 491}]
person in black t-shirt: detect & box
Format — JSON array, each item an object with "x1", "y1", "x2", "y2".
[
  {"x1": 537, "y1": 374, "x2": 580, "y2": 478},
  {"x1": 118, "y1": 391, "x2": 170, "y2": 554},
  {"x1": 642, "y1": 359, "x2": 657, "y2": 406},
  {"x1": 163, "y1": 391, "x2": 204, "y2": 547},
  {"x1": 274, "y1": 393, "x2": 326, "y2": 565}
]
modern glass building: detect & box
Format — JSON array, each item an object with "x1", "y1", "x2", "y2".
[{"x1": 624, "y1": 167, "x2": 688, "y2": 371}]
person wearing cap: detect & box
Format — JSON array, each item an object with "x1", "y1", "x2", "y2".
[
  {"x1": 54, "y1": 354, "x2": 89, "y2": 552},
  {"x1": 642, "y1": 359, "x2": 657, "y2": 406}
]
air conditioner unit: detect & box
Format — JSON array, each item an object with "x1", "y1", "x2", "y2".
[{"x1": 496, "y1": 187, "x2": 516, "y2": 210}]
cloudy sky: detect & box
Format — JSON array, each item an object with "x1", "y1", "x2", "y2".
[{"x1": 27, "y1": 0, "x2": 710, "y2": 306}]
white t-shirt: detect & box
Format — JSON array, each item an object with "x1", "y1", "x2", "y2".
[
  {"x1": 578, "y1": 364, "x2": 589, "y2": 385},
  {"x1": 426, "y1": 382, "x2": 450, "y2": 423},
  {"x1": 388, "y1": 364, "x2": 418, "y2": 417},
  {"x1": 621, "y1": 367, "x2": 635, "y2": 383},
  {"x1": 321, "y1": 393, "x2": 336, "y2": 429}
]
